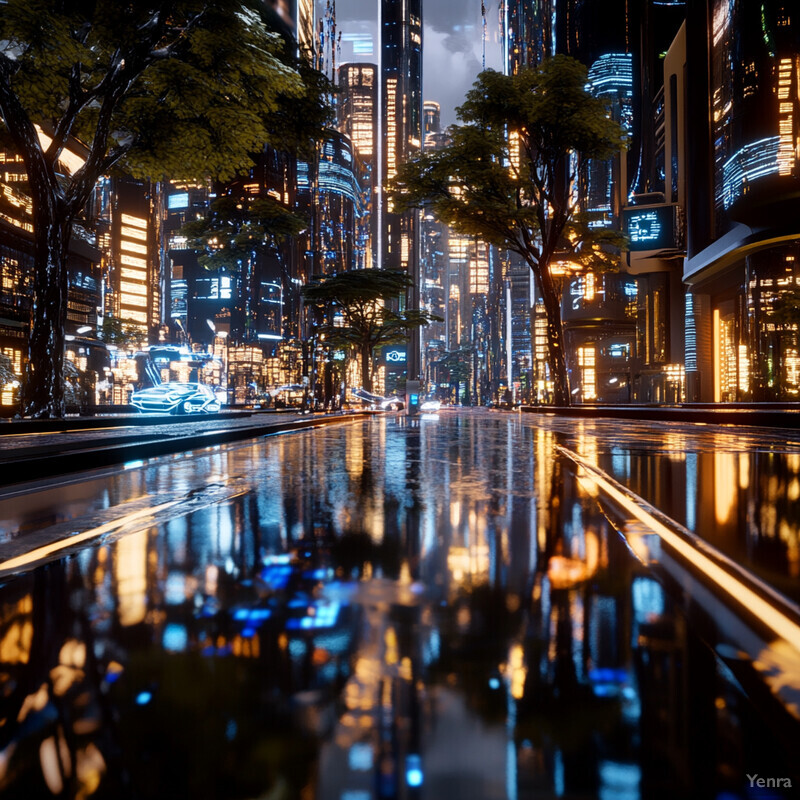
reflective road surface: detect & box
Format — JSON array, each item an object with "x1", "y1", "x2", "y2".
[{"x1": 0, "y1": 410, "x2": 798, "y2": 799}]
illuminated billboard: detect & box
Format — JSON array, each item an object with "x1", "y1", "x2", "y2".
[
  {"x1": 622, "y1": 204, "x2": 678, "y2": 251},
  {"x1": 383, "y1": 347, "x2": 407, "y2": 365}
]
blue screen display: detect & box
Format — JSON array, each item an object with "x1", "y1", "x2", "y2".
[{"x1": 622, "y1": 205, "x2": 675, "y2": 251}]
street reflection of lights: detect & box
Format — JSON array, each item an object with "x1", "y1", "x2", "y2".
[
  {"x1": 135, "y1": 692, "x2": 152, "y2": 705},
  {"x1": 384, "y1": 627, "x2": 398, "y2": 665},
  {"x1": 0, "y1": 498, "x2": 181, "y2": 577},
  {"x1": 739, "y1": 453, "x2": 750, "y2": 490},
  {"x1": 509, "y1": 643, "x2": 526, "y2": 700},
  {"x1": 561, "y1": 446, "x2": 800, "y2": 652},
  {"x1": 714, "y1": 452, "x2": 736, "y2": 525},
  {"x1": 406, "y1": 754, "x2": 423, "y2": 787},
  {"x1": 163, "y1": 624, "x2": 188, "y2": 652},
  {"x1": 40, "y1": 736, "x2": 66, "y2": 795},
  {"x1": 116, "y1": 532, "x2": 147, "y2": 627},
  {"x1": 349, "y1": 743, "x2": 373, "y2": 771},
  {"x1": 16, "y1": 684, "x2": 49, "y2": 724}
]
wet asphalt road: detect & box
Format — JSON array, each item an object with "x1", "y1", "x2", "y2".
[{"x1": 0, "y1": 409, "x2": 798, "y2": 799}]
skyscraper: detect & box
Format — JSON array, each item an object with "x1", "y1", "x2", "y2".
[
  {"x1": 339, "y1": 62, "x2": 378, "y2": 268},
  {"x1": 423, "y1": 101, "x2": 440, "y2": 140},
  {"x1": 380, "y1": 0, "x2": 422, "y2": 275},
  {"x1": 681, "y1": 0, "x2": 800, "y2": 402}
]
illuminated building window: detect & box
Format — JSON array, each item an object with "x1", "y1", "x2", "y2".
[
  {"x1": 122, "y1": 309, "x2": 148, "y2": 324},
  {"x1": 0, "y1": 346, "x2": 22, "y2": 405},
  {"x1": 120, "y1": 213, "x2": 147, "y2": 229},
  {"x1": 122, "y1": 294, "x2": 148, "y2": 309},
  {"x1": 120, "y1": 240, "x2": 147, "y2": 255},
  {"x1": 121, "y1": 281, "x2": 147, "y2": 297},
  {"x1": 121, "y1": 254, "x2": 147, "y2": 269},
  {"x1": 577, "y1": 346, "x2": 596, "y2": 400}
]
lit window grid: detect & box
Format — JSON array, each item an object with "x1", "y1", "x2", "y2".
[
  {"x1": 121, "y1": 254, "x2": 147, "y2": 269},
  {"x1": 577, "y1": 345, "x2": 597, "y2": 400},
  {"x1": 0, "y1": 346, "x2": 21, "y2": 405},
  {"x1": 120, "y1": 213, "x2": 147, "y2": 229},
  {"x1": 122, "y1": 294, "x2": 147, "y2": 309},
  {"x1": 386, "y1": 79, "x2": 398, "y2": 180},
  {"x1": 120, "y1": 240, "x2": 148, "y2": 255},
  {"x1": 120, "y1": 226, "x2": 147, "y2": 242},
  {"x1": 120, "y1": 281, "x2": 147, "y2": 297},
  {"x1": 121, "y1": 267, "x2": 147, "y2": 282}
]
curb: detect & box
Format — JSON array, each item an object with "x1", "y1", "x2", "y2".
[
  {"x1": 0, "y1": 412, "x2": 369, "y2": 490},
  {"x1": 520, "y1": 404, "x2": 800, "y2": 429}
]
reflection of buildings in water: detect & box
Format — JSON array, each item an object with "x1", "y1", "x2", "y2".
[{"x1": 600, "y1": 432, "x2": 800, "y2": 596}]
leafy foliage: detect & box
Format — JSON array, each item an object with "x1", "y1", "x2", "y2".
[
  {"x1": 99, "y1": 316, "x2": 145, "y2": 348},
  {"x1": 302, "y1": 270, "x2": 440, "y2": 391},
  {"x1": 181, "y1": 195, "x2": 306, "y2": 272},
  {"x1": 766, "y1": 287, "x2": 800, "y2": 327},
  {"x1": 391, "y1": 56, "x2": 628, "y2": 405},
  {"x1": 0, "y1": 353, "x2": 18, "y2": 387},
  {"x1": 0, "y1": 0, "x2": 330, "y2": 416},
  {"x1": 0, "y1": 0, "x2": 304, "y2": 184}
]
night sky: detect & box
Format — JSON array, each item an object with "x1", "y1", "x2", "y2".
[{"x1": 318, "y1": 0, "x2": 503, "y2": 128}]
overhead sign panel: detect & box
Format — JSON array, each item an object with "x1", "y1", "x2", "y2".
[{"x1": 622, "y1": 204, "x2": 678, "y2": 251}]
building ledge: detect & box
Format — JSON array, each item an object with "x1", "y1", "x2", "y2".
[{"x1": 684, "y1": 222, "x2": 800, "y2": 286}]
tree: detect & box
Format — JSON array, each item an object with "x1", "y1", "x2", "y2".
[
  {"x1": 301, "y1": 270, "x2": 439, "y2": 394},
  {"x1": 392, "y1": 56, "x2": 627, "y2": 406},
  {"x1": 181, "y1": 194, "x2": 306, "y2": 337},
  {"x1": 99, "y1": 316, "x2": 145, "y2": 350},
  {"x1": 0, "y1": 0, "x2": 306, "y2": 417}
]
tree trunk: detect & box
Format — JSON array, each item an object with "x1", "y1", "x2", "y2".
[
  {"x1": 533, "y1": 260, "x2": 571, "y2": 407},
  {"x1": 361, "y1": 342, "x2": 373, "y2": 393},
  {"x1": 0, "y1": 75, "x2": 70, "y2": 418},
  {"x1": 25, "y1": 179, "x2": 70, "y2": 418}
]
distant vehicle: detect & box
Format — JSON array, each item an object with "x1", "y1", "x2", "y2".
[
  {"x1": 349, "y1": 387, "x2": 404, "y2": 411},
  {"x1": 420, "y1": 399, "x2": 441, "y2": 412},
  {"x1": 131, "y1": 382, "x2": 221, "y2": 415},
  {"x1": 268, "y1": 384, "x2": 307, "y2": 398}
]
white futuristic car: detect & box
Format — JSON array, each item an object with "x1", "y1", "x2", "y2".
[
  {"x1": 349, "y1": 387, "x2": 404, "y2": 411},
  {"x1": 130, "y1": 382, "x2": 221, "y2": 415}
]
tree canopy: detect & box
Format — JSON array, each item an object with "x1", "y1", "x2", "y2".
[
  {"x1": 181, "y1": 195, "x2": 306, "y2": 272},
  {"x1": 302, "y1": 270, "x2": 439, "y2": 393},
  {"x1": 0, "y1": 0, "x2": 328, "y2": 417},
  {"x1": 0, "y1": 0, "x2": 303, "y2": 184},
  {"x1": 391, "y1": 56, "x2": 627, "y2": 406}
]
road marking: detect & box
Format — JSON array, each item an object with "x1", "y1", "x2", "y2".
[
  {"x1": 0, "y1": 498, "x2": 181, "y2": 575},
  {"x1": 558, "y1": 444, "x2": 800, "y2": 652}
]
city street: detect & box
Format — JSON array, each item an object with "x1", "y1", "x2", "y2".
[{"x1": 0, "y1": 410, "x2": 798, "y2": 798}]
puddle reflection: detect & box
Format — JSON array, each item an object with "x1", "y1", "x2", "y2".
[
  {"x1": 565, "y1": 422, "x2": 800, "y2": 602},
  {"x1": 0, "y1": 414, "x2": 796, "y2": 798}
]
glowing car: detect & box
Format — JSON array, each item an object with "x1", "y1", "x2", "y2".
[
  {"x1": 130, "y1": 382, "x2": 222, "y2": 415},
  {"x1": 349, "y1": 387, "x2": 405, "y2": 411}
]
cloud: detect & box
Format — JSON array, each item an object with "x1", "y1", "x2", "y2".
[{"x1": 320, "y1": 0, "x2": 503, "y2": 127}]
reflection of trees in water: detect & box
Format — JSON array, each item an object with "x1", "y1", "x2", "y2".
[
  {"x1": 429, "y1": 584, "x2": 523, "y2": 725},
  {"x1": 330, "y1": 531, "x2": 403, "y2": 579},
  {"x1": 110, "y1": 651, "x2": 318, "y2": 799}
]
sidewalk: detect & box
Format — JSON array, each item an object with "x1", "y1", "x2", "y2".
[
  {"x1": 519, "y1": 403, "x2": 800, "y2": 428},
  {"x1": 0, "y1": 410, "x2": 368, "y2": 490}
]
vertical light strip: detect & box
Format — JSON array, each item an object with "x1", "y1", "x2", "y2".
[
  {"x1": 713, "y1": 307, "x2": 721, "y2": 402},
  {"x1": 506, "y1": 280, "x2": 513, "y2": 398},
  {"x1": 377, "y1": 0, "x2": 383, "y2": 270}
]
